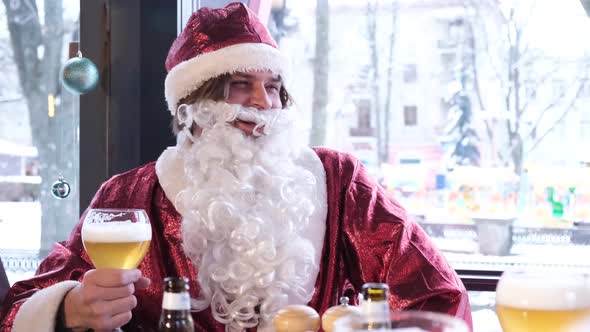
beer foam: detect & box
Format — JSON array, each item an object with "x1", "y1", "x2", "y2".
[
  {"x1": 568, "y1": 317, "x2": 590, "y2": 332},
  {"x1": 496, "y1": 272, "x2": 590, "y2": 310},
  {"x1": 82, "y1": 222, "x2": 152, "y2": 243}
]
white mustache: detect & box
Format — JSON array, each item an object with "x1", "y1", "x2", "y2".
[
  {"x1": 234, "y1": 108, "x2": 284, "y2": 136},
  {"x1": 235, "y1": 110, "x2": 260, "y2": 123},
  {"x1": 175, "y1": 101, "x2": 298, "y2": 145}
]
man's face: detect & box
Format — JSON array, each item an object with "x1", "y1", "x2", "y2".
[{"x1": 226, "y1": 71, "x2": 283, "y2": 136}]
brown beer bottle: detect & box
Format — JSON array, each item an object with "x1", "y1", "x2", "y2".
[
  {"x1": 359, "y1": 283, "x2": 392, "y2": 330},
  {"x1": 158, "y1": 277, "x2": 195, "y2": 332}
]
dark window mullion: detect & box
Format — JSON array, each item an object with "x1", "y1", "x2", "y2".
[{"x1": 456, "y1": 269, "x2": 502, "y2": 292}]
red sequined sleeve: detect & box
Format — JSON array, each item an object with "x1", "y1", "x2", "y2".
[{"x1": 313, "y1": 148, "x2": 472, "y2": 330}]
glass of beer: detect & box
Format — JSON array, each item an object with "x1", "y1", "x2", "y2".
[
  {"x1": 496, "y1": 268, "x2": 590, "y2": 332},
  {"x1": 82, "y1": 208, "x2": 152, "y2": 269}
]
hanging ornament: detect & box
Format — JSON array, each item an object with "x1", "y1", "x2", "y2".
[
  {"x1": 60, "y1": 50, "x2": 99, "y2": 94},
  {"x1": 51, "y1": 175, "x2": 71, "y2": 199}
]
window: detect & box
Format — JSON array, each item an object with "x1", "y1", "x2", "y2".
[
  {"x1": 440, "y1": 52, "x2": 456, "y2": 69},
  {"x1": 403, "y1": 106, "x2": 418, "y2": 126},
  {"x1": 349, "y1": 98, "x2": 375, "y2": 137},
  {"x1": 278, "y1": 0, "x2": 590, "y2": 281},
  {"x1": 403, "y1": 64, "x2": 417, "y2": 83},
  {"x1": 584, "y1": 80, "x2": 590, "y2": 97},
  {"x1": 582, "y1": 120, "x2": 590, "y2": 141},
  {"x1": 0, "y1": 1, "x2": 80, "y2": 284}
]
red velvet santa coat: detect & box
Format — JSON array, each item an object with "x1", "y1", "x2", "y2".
[{"x1": 0, "y1": 148, "x2": 472, "y2": 331}]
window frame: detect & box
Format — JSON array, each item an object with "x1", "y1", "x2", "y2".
[
  {"x1": 8, "y1": 0, "x2": 585, "y2": 296},
  {"x1": 80, "y1": 0, "x2": 177, "y2": 210},
  {"x1": 80, "y1": 1, "x2": 264, "y2": 211},
  {"x1": 403, "y1": 105, "x2": 418, "y2": 126},
  {"x1": 456, "y1": 270, "x2": 501, "y2": 291}
]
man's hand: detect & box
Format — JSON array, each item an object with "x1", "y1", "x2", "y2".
[{"x1": 62, "y1": 269, "x2": 151, "y2": 331}]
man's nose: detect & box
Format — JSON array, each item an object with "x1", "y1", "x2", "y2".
[{"x1": 248, "y1": 83, "x2": 272, "y2": 110}]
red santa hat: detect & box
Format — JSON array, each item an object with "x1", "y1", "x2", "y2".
[{"x1": 164, "y1": 2, "x2": 290, "y2": 114}]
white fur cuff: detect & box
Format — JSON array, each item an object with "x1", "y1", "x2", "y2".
[{"x1": 12, "y1": 280, "x2": 79, "y2": 332}]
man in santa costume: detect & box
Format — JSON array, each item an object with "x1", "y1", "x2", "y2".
[{"x1": 0, "y1": 3, "x2": 471, "y2": 331}]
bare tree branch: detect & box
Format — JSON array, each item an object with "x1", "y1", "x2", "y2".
[
  {"x1": 309, "y1": 0, "x2": 330, "y2": 146},
  {"x1": 468, "y1": 0, "x2": 507, "y2": 87},
  {"x1": 524, "y1": 81, "x2": 572, "y2": 141},
  {"x1": 515, "y1": 0, "x2": 538, "y2": 41},
  {"x1": 505, "y1": 85, "x2": 514, "y2": 132},
  {"x1": 526, "y1": 78, "x2": 588, "y2": 154},
  {"x1": 382, "y1": 0, "x2": 398, "y2": 163},
  {"x1": 519, "y1": 65, "x2": 562, "y2": 115},
  {"x1": 513, "y1": 34, "x2": 524, "y2": 132},
  {"x1": 464, "y1": 16, "x2": 495, "y2": 144},
  {"x1": 366, "y1": 0, "x2": 384, "y2": 164},
  {"x1": 506, "y1": 9, "x2": 515, "y2": 45},
  {"x1": 519, "y1": 40, "x2": 533, "y2": 60}
]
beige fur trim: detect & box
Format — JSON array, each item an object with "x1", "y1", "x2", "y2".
[
  {"x1": 12, "y1": 281, "x2": 79, "y2": 332},
  {"x1": 13, "y1": 280, "x2": 124, "y2": 332},
  {"x1": 164, "y1": 43, "x2": 291, "y2": 114}
]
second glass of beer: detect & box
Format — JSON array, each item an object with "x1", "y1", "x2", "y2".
[
  {"x1": 496, "y1": 268, "x2": 590, "y2": 332},
  {"x1": 81, "y1": 208, "x2": 152, "y2": 269}
]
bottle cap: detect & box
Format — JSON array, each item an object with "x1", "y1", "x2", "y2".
[
  {"x1": 361, "y1": 283, "x2": 389, "y2": 302},
  {"x1": 163, "y1": 277, "x2": 190, "y2": 292}
]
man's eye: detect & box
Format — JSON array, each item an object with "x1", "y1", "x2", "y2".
[{"x1": 266, "y1": 85, "x2": 280, "y2": 92}]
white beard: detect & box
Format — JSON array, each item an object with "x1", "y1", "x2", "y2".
[{"x1": 174, "y1": 101, "x2": 319, "y2": 331}]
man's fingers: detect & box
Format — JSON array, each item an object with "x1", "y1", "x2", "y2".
[
  {"x1": 105, "y1": 295, "x2": 138, "y2": 316},
  {"x1": 109, "y1": 310, "x2": 134, "y2": 330},
  {"x1": 135, "y1": 276, "x2": 151, "y2": 290},
  {"x1": 100, "y1": 284, "x2": 135, "y2": 301},
  {"x1": 87, "y1": 278, "x2": 148, "y2": 302},
  {"x1": 92, "y1": 309, "x2": 133, "y2": 331},
  {"x1": 85, "y1": 269, "x2": 141, "y2": 287}
]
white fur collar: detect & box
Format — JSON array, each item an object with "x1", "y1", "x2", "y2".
[
  {"x1": 11, "y1": 281, "x2": 125, "y2": 332},
  {"x1": 155, "y1": 147, "x2": 187, "y2": 208}
]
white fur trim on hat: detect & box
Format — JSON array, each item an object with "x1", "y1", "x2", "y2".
[{"x1": 164, "y1": 43, "x2": 291, "y2": 115}]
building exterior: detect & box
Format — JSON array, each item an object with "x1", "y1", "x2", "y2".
[{"x1": 282, "y1": 0, "x2": 590, "y2": 190}]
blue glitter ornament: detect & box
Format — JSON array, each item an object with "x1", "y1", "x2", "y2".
[{"x1": 60, "y1": 51, "x2": 99, "y2": 94}]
